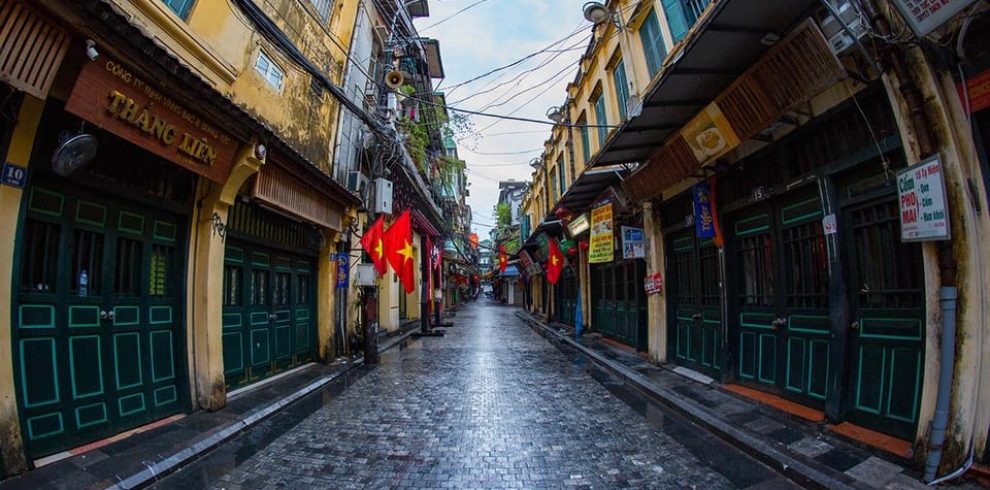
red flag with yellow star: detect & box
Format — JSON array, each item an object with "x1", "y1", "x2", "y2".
[
  {"x1": 383, "y1": 210, "x2": 416, "y2": 293},
  {"x1": 360, "y1": 216, "x2": 387, "y2": 276},
  {"x1": 547, "y1": 237, "x2": 565, "y2": 285}
]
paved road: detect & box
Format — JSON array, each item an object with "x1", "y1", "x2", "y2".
[{"x1": 157, "y1": 300, "x2": 795, "y2": 489}]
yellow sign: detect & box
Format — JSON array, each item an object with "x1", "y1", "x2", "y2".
[
  {"x1": 680, "y1": 103, "x2": 741, "y2": 166},
  {"x1": 589, "y1": 203, "x2": 614, "y2": 264}
]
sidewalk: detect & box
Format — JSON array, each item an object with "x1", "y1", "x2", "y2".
[
  {"x1": 0, "y1": 322, "x2": 421, "y2": 490},
  {"x1": 515, "y1": 311, "x2": 978, "y2": 490}
]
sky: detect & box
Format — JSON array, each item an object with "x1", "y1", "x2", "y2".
[{"x1": 412, "y1": 0, "x2": 591, "y2": 238}]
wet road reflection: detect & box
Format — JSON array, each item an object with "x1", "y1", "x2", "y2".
[{"x1": 154, "y1": 300, "x2": 796, "y2": 489}]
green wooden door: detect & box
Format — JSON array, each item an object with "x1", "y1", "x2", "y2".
[
  {"x1": 732, "y1": 189, "x2": 830, "y2": 407},
  {"x1": 843, "y1": 198, "x2": 924, "y2": 439},
  {"x1": 222, "y1": 242, "x2": 315, "y2": 390},
  {"x1": 591, "y1": 261, "x2": 646, "y2": 349},
  {"x1": 668, "y1": 231, "x2": 723, "y2": 378},
  {"x1": 14, "y1": 186, "x2": 185, "y2": 458}
]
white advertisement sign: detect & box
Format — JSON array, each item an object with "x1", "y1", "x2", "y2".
[
  {"x1": 621, "y1": 226, "x2": 645, "y2": 259},
  {"x1": 891, "y1": 0, "x2": 978, "y2": 37},
  {"x1": 897, "y1": 155, "x2": 951, "y2": 242}
]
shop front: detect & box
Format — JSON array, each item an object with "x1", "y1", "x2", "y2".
[
  {"x1": 588, "y1": 200, "x2": 647, "y2": 351},
  {"x1": 10, "y1": 50, "x2": 242, "y2": 459},
  {"x1": 661, "y1": 87, "x2": 926, "y2": 439}
]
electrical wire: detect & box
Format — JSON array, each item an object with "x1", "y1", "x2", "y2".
[
  {"x1": 418, "y1": 0, "x2": 491, "y2": 33},
  {"x1": 403, "y1": 93, "x2": 622, "y2": 128}
]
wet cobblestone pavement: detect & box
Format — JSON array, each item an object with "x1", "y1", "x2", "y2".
[{"x1": 156, "y1": 300, "x2": 796, "y2": 489}]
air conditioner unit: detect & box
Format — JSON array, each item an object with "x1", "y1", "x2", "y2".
[
  {"x1": 346, "y1": 171, "x2": 369, "y2": 196},
  {"x1": 373, "y1": 178, "x2": 393, "y2": 215},
  {"x1": 819, "y1": 0, "x2": 867, "y2": 55}
]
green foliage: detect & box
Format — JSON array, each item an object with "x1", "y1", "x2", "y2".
[
  {"x1": 496, "y1": 202, "x2": 512, "y2": 226},
  {"x1": 502, "y1": 238, "x2": 520, "y2": 255},
  {"x1": 396, "y1": 117, "x2": 428, "y2": 172},
  {"x1": 400, "y1": 84, "x2": 416, "y2": 96}
]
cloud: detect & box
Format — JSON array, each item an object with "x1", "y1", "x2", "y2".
[{"x1": 415, "y1": 1, "x2": 589, "y2": 233}]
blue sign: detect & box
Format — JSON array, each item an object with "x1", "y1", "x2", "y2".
[
  {"x1": 692, "y1": 182, "x2": 715, "y2": 239},
  {"x1": 2, "y1": 162, "x2": 27, "y2": 189},
  {"x1": 334, "y1": 253, "x2": 349, "y2": 288}
]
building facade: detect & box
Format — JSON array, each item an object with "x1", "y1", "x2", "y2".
[{"x1": 518, "y1": 0, "x2": 990, "y2": 476}]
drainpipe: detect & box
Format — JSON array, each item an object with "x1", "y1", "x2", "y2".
[{"x1": 924, "y1": 286, "x2": 958, "y2": 482}]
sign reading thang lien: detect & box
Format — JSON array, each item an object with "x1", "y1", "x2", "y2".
[
  {"x1": 65, "y1": 58, "x2": 237, "y2": 183},
  {"x1": 589, "y1": 202, "x2": 614, "y2": 263}
]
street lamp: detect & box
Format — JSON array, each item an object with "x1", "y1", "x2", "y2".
[
  {"x1": 545, "y1": 106, "x2": 565, "y2": 124},
  {"x1": 581, "y1": 1, "x2": 642, "y2": 118},
  {"x1": 529, "y1": 157, "x2": 542, "y2": 169}
]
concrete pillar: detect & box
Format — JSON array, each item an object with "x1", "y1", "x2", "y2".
[
  {"x1": 187, "y1": 145, "x2": 263, "y2": 411},
  {"x1": 643, "y1": 201, "x2": 667, "y2": 364},
  {"x1": 881, "y1": 42, "x2": 990, "y2": 461},
  {"x1": 0, "y1": 95, "x2": 44, "y2": 476}
]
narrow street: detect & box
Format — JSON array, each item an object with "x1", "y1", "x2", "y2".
[{"x1": 155, "y1": 300, "x2": 794, "y2": 489}]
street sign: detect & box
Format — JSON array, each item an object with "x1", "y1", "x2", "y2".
[
  {"x1": 2, "y1": 162, "x2": 27, "y2": 188},
  {"x1": 897, "y1": 154, "x2": 950, "y2": 242}
]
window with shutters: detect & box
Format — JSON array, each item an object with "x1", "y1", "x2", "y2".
[
  {"x1": 638, "y1": 10, "x2": 667, "y2": 78},
  {"x1": 594, "y1": 94, "x2": 608, "y2": 149},
  {"x1": 557, "y1": 156, "x2": 567, "y2": 195},
  {"x1": 613, "y1": 59, "x2": 629, "y2": 121},
  {"x1": 160, "y1": 0, "x2": 195, "y2": 19},
  {"x1": 578, "y1": 113, "x2": 591, "y2": 165}
]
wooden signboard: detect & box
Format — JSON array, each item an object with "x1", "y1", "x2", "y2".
[{"x1": 65, "y1": 58, "x2": 237, "y2": 183}]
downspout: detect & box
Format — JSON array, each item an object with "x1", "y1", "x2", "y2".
[{"x1": 924, "y1": 286, "x2": 958, "y2": 482}]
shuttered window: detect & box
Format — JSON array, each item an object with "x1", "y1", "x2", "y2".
[
  {"x1": 662, "y1": 0, "x2": 690, "y2": 43},
  {"x1": 557, "y1": 156, "x2": 567, "y2": 195},
  {"x1": 613, "y1": 59, "x2": 629, "y2": 121},
  {"x1": 579, "y1": 114, "x2": 591, "y2": 165},
  {"x1": 160, "y1": 0, "x2": 195, "y2": 19},
  {"x1": 638, "y1": 10, "x2": 667, "y2": 78},
  {"x1": 594, "y1": 95, "x2": 608, "y2": 149}
]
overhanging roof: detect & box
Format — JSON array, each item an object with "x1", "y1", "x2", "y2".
[
  {"x1": 589, "y1": 0, "x2": 818, "y2": 169},
  {"x1": 422, "y1": 38, "x2": 445, "y2": 79},
  {"x1": 553, "y1": 165, "x2": 627, "y2": 215}
]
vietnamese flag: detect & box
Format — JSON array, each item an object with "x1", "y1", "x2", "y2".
[
  {"x1": 360, "y1": 216, "x2": 387, "y2": 276},
  {"x1": 498, "y1": 244, "x2": 508, "y2": 273},
  {"x1": 547, "y1": 238, "x2": 564, "y2": 285},
  {"x1": 383, "y1": 210, "x2": 416, "y2": 294}
]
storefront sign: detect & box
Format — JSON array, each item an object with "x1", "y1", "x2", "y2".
[
  {"x1": 898, "y1": 155, "x2": 951, "y2": 242},
  {"x1": 589, "y1": 203, "x2": 614, "y2": 263},
  {"x1": 567, "y1": 213, "x2": 590, "y2": 237},
  {"x1": 891, "y1": 0, "x2": 978, "y2": 37},
  {"x1": 621, "y1": 226, "x2": 645, "y2": 259},
  {"x1": 693, "y1": 182, "x2": 716, "y2": 239},
  {"x1": 335, "y1": 253, "x2": 349, "y2": 288},
  {"x1": 65, "y1": 58, "x2": 237, "y2": 183},
  {"x1": 2, "y1": 162, "x2": 27, "y2": 188},
  {"x1": 958, "y1": 68, "x2": 990, "y2": 113},
  {"x1": 644, "y1": 273, "x2": 663, "y2": 295},
  {"x1": 680, "y1": 103, "x2": 741, "y2": 166}
]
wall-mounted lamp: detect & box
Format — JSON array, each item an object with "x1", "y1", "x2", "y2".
[
  {"x1": 85, "y1": 39, "x2": 99, "y2": 61},
  {"x1": 582, "y1": 2, "x2": 611, "y2": 25},
  {"x1": 529, "y1": 158, "x2": 542, "y2": 169},
  {"x1": 545, "y1": 106, "x2": 564, "y2": 124}
]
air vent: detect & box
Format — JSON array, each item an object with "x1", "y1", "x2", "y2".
[{"x1": 0, "y1": 0, "x2": 69, "y2": 99}]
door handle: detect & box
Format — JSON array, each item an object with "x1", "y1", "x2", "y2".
[
  {"x1": 107, "y1": 310, "x2": 115, "y2": 322},
  {"x1": 849, "y1": 321, "x2": 860, "y2": 330},
  {"x1": 691, "y1": 313, "x2": 703, "y2": 320},
  {"x1": 100, "y1": 310, "x2": 109, "y2": 320},
  {"x1": 771, "y1": 317, "x2": 787, "y2": 330}
]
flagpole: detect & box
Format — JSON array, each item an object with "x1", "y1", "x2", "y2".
[{"x1": 420, "y1": 236, "x2": 430, "y2": 334}]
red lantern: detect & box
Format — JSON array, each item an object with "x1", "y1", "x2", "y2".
[
  {"x1": 567, "y1": 246, "x2": 577, "y2": 256},
  {"x1": 579, "y1": 240, "x2": 589, "y2": 251}
]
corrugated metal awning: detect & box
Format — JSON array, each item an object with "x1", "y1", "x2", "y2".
[{"x1": 588, "y1": 0, "x2": 819, "y2": 170}]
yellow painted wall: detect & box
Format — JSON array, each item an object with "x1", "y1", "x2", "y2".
[
  {"x1": 0, "y1": 96, "x2": 45, "y2": 476},
  {"x1": 109, "y1": 0, "x2": 361, "y2": 174}
]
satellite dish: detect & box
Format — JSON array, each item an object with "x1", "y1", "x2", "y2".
[{"x1": 52, "y1": 133, "x2": 98, "y2": 177}]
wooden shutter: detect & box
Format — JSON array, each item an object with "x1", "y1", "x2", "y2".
[
  {"x1": 661, "y1": 0, "x2": 689, "y2": 43},
  {"x1": 0, "y1": 0, "x2": 69, "y2": 99}
]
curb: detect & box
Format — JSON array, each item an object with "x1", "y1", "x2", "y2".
[
  {"x1": 109, "y1": 327, "x2": 419, "y2": 490},
  {"x1": 515, "y1": 311, "x2": 855, "y2": 490}
]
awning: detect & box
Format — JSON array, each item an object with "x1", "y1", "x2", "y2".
[
  {"x1": 521, "y1": 219, "x2": 564, "y2": 250},
  {"x1": 552, "y1": 165, "x2": 627, "y2": 215},
  {"x1": 588, "y1": 0, "x2": 818, "y2": 170},
  {"x1": 421, "y1": 38, "x2": 445, "y2": 79}
]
